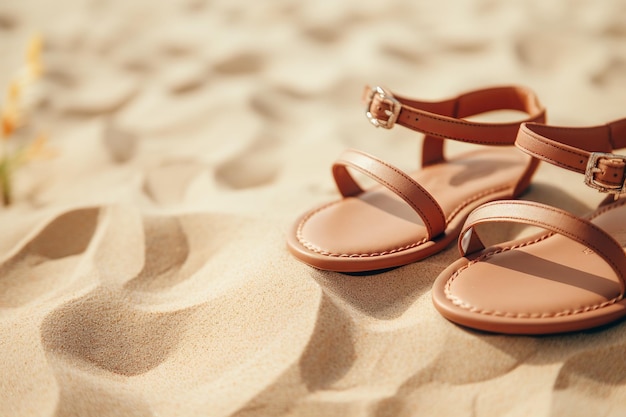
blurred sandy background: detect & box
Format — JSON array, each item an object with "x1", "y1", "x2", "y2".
[{"x1": 1, "y1": 1, "x2": 626, "y2": 416}]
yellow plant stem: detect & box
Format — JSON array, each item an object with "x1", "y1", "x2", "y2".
[{"x1": 0, "y1": 158, "x2": 10, "y2": 206}]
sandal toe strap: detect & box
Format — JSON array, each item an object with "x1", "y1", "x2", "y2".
[
  {"x1": 459, "y1": 200, "x2": 626, "y2": 295},
  {"x1": 332, "y1": 149, "x2": 446, "y2": 239}
]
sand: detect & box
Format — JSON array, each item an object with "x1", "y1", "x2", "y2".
[{"x1": 1, "y1": 0, "x2": 626, "y2": 416}]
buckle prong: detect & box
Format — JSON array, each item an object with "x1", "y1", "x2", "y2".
[{"x1": 365, "y1": 86, "x2": 401, "y2": 129}]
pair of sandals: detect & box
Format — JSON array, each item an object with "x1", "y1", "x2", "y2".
[{"x1": 286, "y1": 84, "x2": 626, "y2": 335}]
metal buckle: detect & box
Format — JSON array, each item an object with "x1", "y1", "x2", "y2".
[
  {"x1": 584, "y1": 152, "x2": 626, "y2": 196},
  {"x1": 365, "y1": 86, "x2": 401, "y2": 129}
]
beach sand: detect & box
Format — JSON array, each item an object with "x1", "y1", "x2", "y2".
[{"x1": 1, "y1": 0, "x2": 626, "y2": 416}]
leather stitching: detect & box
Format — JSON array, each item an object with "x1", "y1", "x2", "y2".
[
  {"x1": 590, "y1": 198, "x2": 626, "y2": 219},
  {"x1": 444, "y1": 199, "x2": 626, "y2": 318},
  {"x1": 408, "y1": 128, "x2": 512, "y2": 145},
  {"x1": 297, "y1": 85, "x2": 545, "y2": 260},
  {"x1": 402, "y1": 108, "x2": 533, "y2": 130},
  {"x1": 400, "y1": 109, "x2": 544, "y2": 145},
  {"x1": 345, "y1": 150, "x2": 444, "y2": 235},
  {"x1": 477, "y1": 202, "x2": 625, "y2": 280},
  {"x1": 401, "y1": 113, "x2": 517, "y2": 145},
  {"x1": 296, "y1": 184, "x2": 512, "y2": 258},
  {"x1": 295, "y1": 200, "x2": 429, "y2": 258},
  {"x1": 445, "y1": 235, "x2": 624, "y2": 318},
  {"x1": 516, "y1": 129, "x2": 587, "y2": 172}
]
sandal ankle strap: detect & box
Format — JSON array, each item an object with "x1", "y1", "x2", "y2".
[
  {"x1": 516, "y1": 119, "x2": 626, "y2": 195},
  {"x1": 363, "y1": 85, "x2": 546, "y2": 145}
]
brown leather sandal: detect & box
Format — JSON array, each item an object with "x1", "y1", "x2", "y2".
[
  {"x1": 432, "y1": 119, "x2": 626, "y2": 334},
  {"x1": 287, "y1": 85, "x2": 546, "y2": 272}
]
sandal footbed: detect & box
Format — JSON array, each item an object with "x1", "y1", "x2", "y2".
[
  {"x1": 287, "y1": 148, "x2": 533, "y2": 272},
  {"x1": 432, "y1": 200, "x2": 626, "y2": 334}
]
